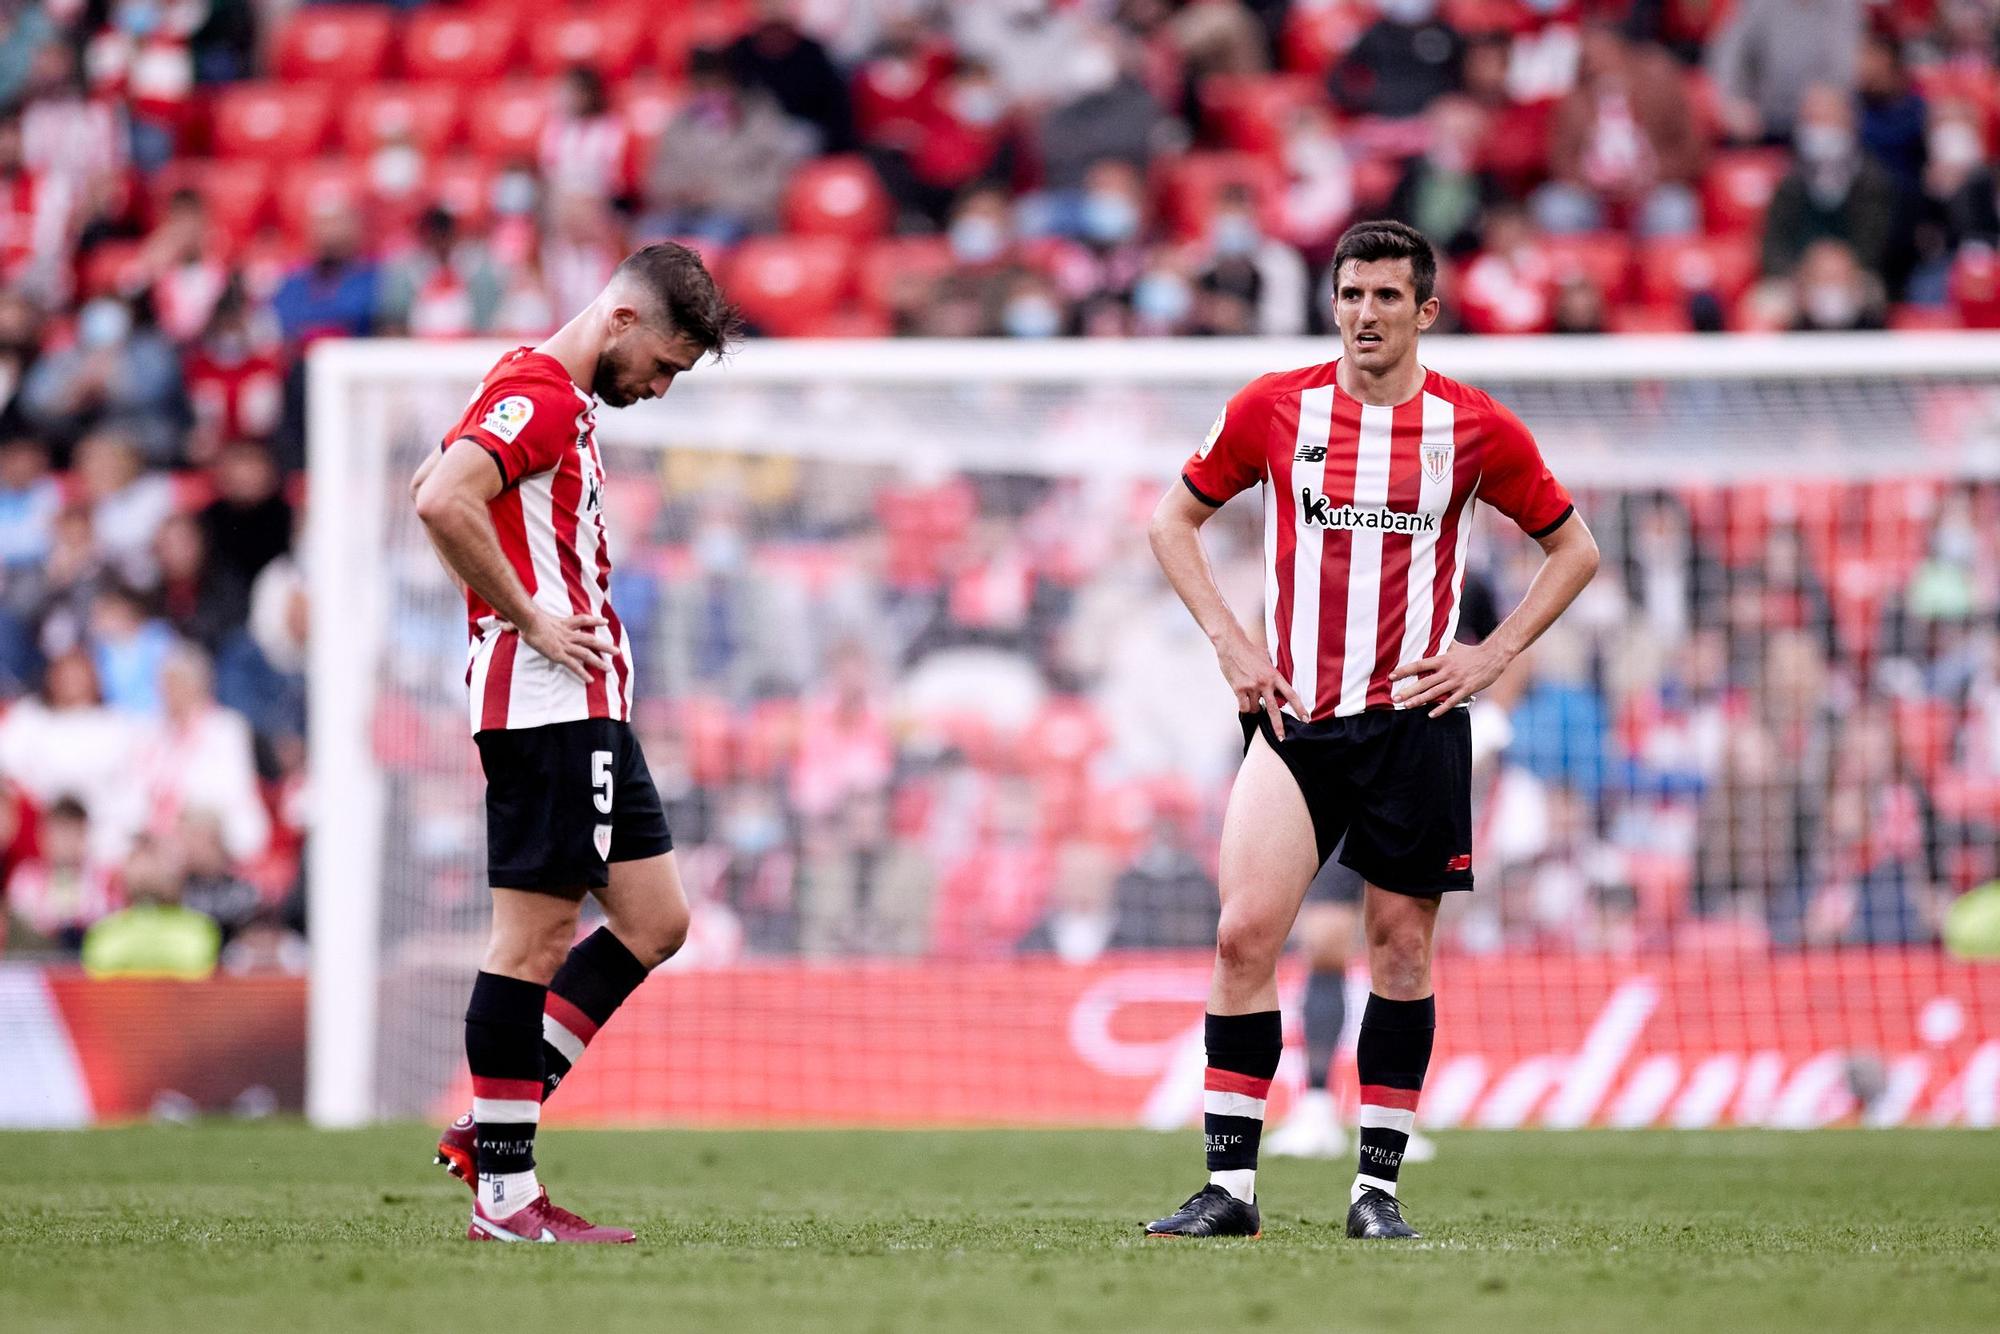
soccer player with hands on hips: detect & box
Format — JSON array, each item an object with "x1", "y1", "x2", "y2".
[
  {"x1": 1143, "y1": 221, "x2": 1599, "y2": 1241},
  {"x1": 410, "y1": 244, "x2": 740, "y2": 1243}
]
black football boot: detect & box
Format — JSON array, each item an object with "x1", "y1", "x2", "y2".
[
  {"x1": 1345, "y1": 1185, "x2": 1420, "y2": 1239},
  {"x1": 1144, "y1": 1184, "x2": 1262, "y2": 1239}
]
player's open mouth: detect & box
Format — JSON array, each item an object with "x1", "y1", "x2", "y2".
[{"x1": 1356, "y1": 333, "x2": 1382, "y2": 348}]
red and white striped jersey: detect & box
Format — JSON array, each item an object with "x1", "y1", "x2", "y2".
[
  {"x1": 1182, "y1": 359, "x2": 1573, "y2": 722},
  {"x1": 444, "y1": 347, "x2": 635, "y2": 733}
]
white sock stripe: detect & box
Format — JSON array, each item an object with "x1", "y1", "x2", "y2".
[
  {"x1": 471, "y1": 1097, "x2": 541, "y2": 1124},
  {"x1": 542, "y1": 1012, "x2": 586, "y2": 1065},
  {"x1": 1357, "y1": 1105, "x2": 1417, "y2": 1135},
  {"x1": 1203, "y1": 1090, "x2": 1269, "y2": 1120},
  {"x1": 1353, "y1": 1173, "x2": 1398, "y2": 1201}
]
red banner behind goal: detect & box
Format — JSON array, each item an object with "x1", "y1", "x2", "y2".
[{"x1": 462, "y1": 951, "x2": 2000, "y2": 1131}]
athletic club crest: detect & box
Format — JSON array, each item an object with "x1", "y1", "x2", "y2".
[
  {"x1": 593, "y1": 824, "x2": 612, "y2": 861},
  {"x1": 1421, "y1": 442, "x2": 1453, "y2": 484}
]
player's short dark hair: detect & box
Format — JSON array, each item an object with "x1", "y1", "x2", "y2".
[
  {"x1": 1331, "y1": 221, "x2": 1439, "y2": 305},
  {"x1": 616, "y1": 242, "x2": 744, "y2": 360}
]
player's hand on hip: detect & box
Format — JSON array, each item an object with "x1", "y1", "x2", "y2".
[
  {"x1": 520, "y1": 611, "x2": 614, "y2": 684},
  {"x1": 1390, "y1": 642, "x2": 1507, "y2": 717},
  {"x1": 1215, "y1": 630, "x2": 1307, "y2": 739}
]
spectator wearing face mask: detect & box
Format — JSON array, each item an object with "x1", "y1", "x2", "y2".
[
  {"x1": 727, "y1": 0, "x2": 856, "y2": 154},
  {"x1": 1907, "y1": 100, "x2": 1999, "y2": 303},
  {"x1": 1384, "y1": 94, "x2": 1502, "y2": 257},
  {"x1": 85, "y1": 0, "x2": 200, "y2": 173},
  {"x1": 868, "y1": 55, "x2": 1026, "y2": 227},
  {"x1": 1856, "y1": 33, "x2": 1928, "y2": 197},
  {"x1": 1785, "y1": 238, "x2": 1887, "y2": 331},
  {"x1": 645, "y1": 47, "x2": 814, "y2": 244},
  {"x1": 1332, "y1": 0, "x2": 1465, "y2": 121},
  {"x1": 1196, "y1": 183, "x2": 1308, "y2": 335},
  {"x1": 376, "y1": 207, "x2": 504, "y2": 340},
  {"x1": 1761, "y1": 84, "x2": 1898, "y2": 280},
  {"x1": 19, "y1": 295, "x2": 186, "y2": 463},
  {"x1": 1707, "y1": 0, "x2": 1862, "y2": 144},
  {"x1": 1536, "y1": 24, "x2": 1704, "y2": 237},
  {"x1": 1034, "y1": 29, "x2": 1170, "y2": 197}
]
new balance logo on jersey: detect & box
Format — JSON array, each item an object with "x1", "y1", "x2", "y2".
[
  {"x1": 1295, "y1": 442, "x2": 1327, "y2": 462},
  {"x1": 1298, "y1": 487, "x2": 1439, "y2": 533}
]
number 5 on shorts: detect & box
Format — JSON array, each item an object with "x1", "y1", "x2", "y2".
[{"x1": 591, "y1": 750, "x2": 614, "y2": 814}]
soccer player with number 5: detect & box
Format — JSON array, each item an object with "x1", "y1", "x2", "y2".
[
  {"x1": 410, "y1": 244, "x2": 740, "y2": 1243},
  {"x1": 1143, "y1": 221, "x2": 1599, "y2": 1240}
]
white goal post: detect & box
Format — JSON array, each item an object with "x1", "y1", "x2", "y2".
[{"x1": 307, "y1": 333, "x2": 2000, "y2": 1129}]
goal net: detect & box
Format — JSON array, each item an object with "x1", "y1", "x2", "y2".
[{"x1": 307, "y1": 334, "x2": 2000, "y2": 1131}]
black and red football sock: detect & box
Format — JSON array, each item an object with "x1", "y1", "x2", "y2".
[
  {"x1": 1353, "y1": 992, "x2": 1434, "y2": 1200},
  {"x1": 540, "y1": 927, "x2": 652, "y2": 1099},
  {"x1": 1203, "y1": 1009, "x2": 1282, "y2": 1203},
  {"x1": 465, "y1": 970, "x2": 546, "y2": 1216}
]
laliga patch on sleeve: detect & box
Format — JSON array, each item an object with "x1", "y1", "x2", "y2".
[
  {"x1": 1198, "y1": 408, "x2": 1226, "y2": 458},
  {"x1": 481, "y1": 395, "x2": 535, "y2": 444}
]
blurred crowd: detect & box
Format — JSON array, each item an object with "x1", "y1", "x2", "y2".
[
  {"x1": 8, "y1": 0, "x2": 2000, "y2": 969},
  {"x1": 375, "y1": 460, "x2": 2000, "y2": 966}
]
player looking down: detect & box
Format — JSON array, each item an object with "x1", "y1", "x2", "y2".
[
  {"x1": 1143, "y1": 221, "x2": 1598, "y2": 1241},
  {"x1": 411, "y1": 243, "x2": 740, "y2": 1243}
]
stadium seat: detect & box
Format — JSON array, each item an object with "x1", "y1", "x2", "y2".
[
  {"x1": 1540, "y1": 233, "x2": 1633, "y2": 303},
  {"x1": 1604, "y1": 301, "x2": 1693, "y2": 334},
  {"x1": 1636, "y1": 235, "x2": 1758, "y2": 306},
  {"x1": 1702, "y1": 149, "x2": 1790, "y2": 237},
  {"x1": 1281, "y1": 1, "x2": 1369, "y2": 75},
  {"x1": 272, "y1": 7, "x2": 395, "y2": 83},
  {"x1": 780, "y1": 156, "x2": 892, "y2": 240},
  {"x1": 428, "y1": 156, "x2": 495, "y2": 229},
  {"x1": 275, "y1": 159, "x2": 371, "y2": 240},
  {"x1": 857, "y1": 235, "x2": 954, "y2": 316},
  {"x1": 210, "y1": 83, "x2": 335, "y2": 161},
  {"x1": 152, "y1": 158, "x2": 273, "y2": 247},
  {"x1": 401, "y1": 10, "x2": 521, "y2": 84},
  {"x1": 724, "y1": 236, "x2": 855, "y2": 336},
  {"x1": 1949, "y1": 246, "x2": 2000, "y2": 328},
  {"x1": 341, "y1": 83, "x2": 465, "y2": 156},
  {"x1": 1154, "y1": 151, "x2": 1281, "y2": 242},
  {"x1": 463, "y1": 82, "x2": 550, "y2": 165},
  {"x1": 649, "y1": 2, "x2": 754, "y2": 77},
  {"x1": 527, "y1": 10, "x2": 646, "y2": 80},
  {"x1": 798, "y1": 307, "x2": 894, "y2": 337},
  {"x1": 78, "y1": 240, "x2": 144, "y2": 299},
  {"x1": 1196, "y1": 73, "x2": 1321, "y2": 158},
  {"x1": 1888, "y1": 303, "x2": 1963, "y2": 330}
]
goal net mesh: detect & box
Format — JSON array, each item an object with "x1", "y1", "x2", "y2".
[{"x1": 309, "y1": 338, "x2": 2000, "y2": 1130}]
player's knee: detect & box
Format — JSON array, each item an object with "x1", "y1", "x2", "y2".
[
  {"x1": 1367, "y1": 923, "x2": 1432, "y2": 997},
  {"x1": 608, "y1": 898, "x2": 689, "y2": 969},
  {"x1": 1215, "y1": 905, "x2": 1285, "y2": 977}
]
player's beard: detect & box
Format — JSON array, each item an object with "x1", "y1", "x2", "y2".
[{"x1": 592, "y1": 357, "x2": 639, "y2": 407}]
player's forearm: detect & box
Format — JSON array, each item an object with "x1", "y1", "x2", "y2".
[
  {"x1": 1484, "y1": 524, "x2": 1600, "y2": 662},
  {"x1": 1148, "y1": 508, "x2": 1245, "y2": 649},
  {"x1": 416, "y1": 493, "x2": 545, "y2": 631}
]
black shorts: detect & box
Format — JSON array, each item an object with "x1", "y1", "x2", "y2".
[
  {"x1": 1240, "y1": 706, "x2": 1474, "y2": 898},
  {"x1": 475, "y1": 717, "x2": 673, "y2": 896}
]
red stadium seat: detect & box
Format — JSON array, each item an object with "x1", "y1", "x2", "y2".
[
  {"x1": 210, "y1": 82, "x2": 334, "y2": 160},
  {"x1": 797, "y1": 307, "x2": 893, "y2": 337},
  {"x1": 527, "y1": 10, "x2": 646, "y2": 80},
  {"x1": 1636, "y1": 235, "x2": 1758, "y2": 305},
  {"x1": 649, "y1": 2, "x2": 753, "y2": 77},
  {"x1": 1702, "y1": 149, "x2": 1789, "y2": 237},
  {"x1": 429, "y1": 156, "x2": 495, "y2": 229},
  {"x1": 725, "y1": 236, "x2": 855, "y2": 336},
  {"x1": 1281, "y1": 2, "x2": 1370, "y2": 75},
  {"x1": 857, "y1": 235, "x2": 954, "y2": 315},
  {"x1": 275, "y1": 159, "x2": 371, "y2": 240},
  {"x1": 401, "y1": 10, "x2": 521, "y2": 84},
  {"x1": 1196, "y1": 73, "x2": 1322, "y2": 158},
  {"x1": 781, "y1": 156, "x2": 892, "y2": 240},
  {"x1": 1155, "y1": 151, "x2": 1281, "y2": 242},
  {"x1": 152, "y1": 158, "x2": 273, "y2": 247},
  {"x1": 78, "y1": 240, "x2": 144, "y2": 298},
  {"x1": 1604, "y1": 301, "x2": 1694, "y2": 334},
  {"x1": 464, "y1": 81, "x2": 550, "y2": 165},
  {"x1": 1949, "y1": 245, "x2": 2000, "y2": 328},
  {"x1": 1539, "y1": 233, "x2": 1633, "y2": 302},
  {"x1": 272, "y1": 7, "x2": 395, "y2": 83},
  {"x1": 341, "y1": 83, "x2": 465, "y2": 156},
  {"x1": 1888, "y1": 302, "x2": 1963, "y2": 330}
]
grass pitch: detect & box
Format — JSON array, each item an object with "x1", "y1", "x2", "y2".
[{"x1": 2, "y1": 1124, "x2": 1996, "y2": 1333}]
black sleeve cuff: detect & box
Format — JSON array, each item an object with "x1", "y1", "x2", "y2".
[
  {"x1": 1527, "y1": 504, "x2": 1574, "y2": 541},
  {"x1": 1181, "y1": 473, "x2": 1224, "y2": 508},
  {"x1": 479, "y1": 446, "x2": 512, "y2": 489}
]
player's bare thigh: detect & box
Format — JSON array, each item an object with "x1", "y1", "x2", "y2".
[
  {"x1": 1211, "y1": 729, "x2": 1322, "y2": 1014},
  {"x1": 591, "y1": 851, "x2": 692, "y2": 969}
]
